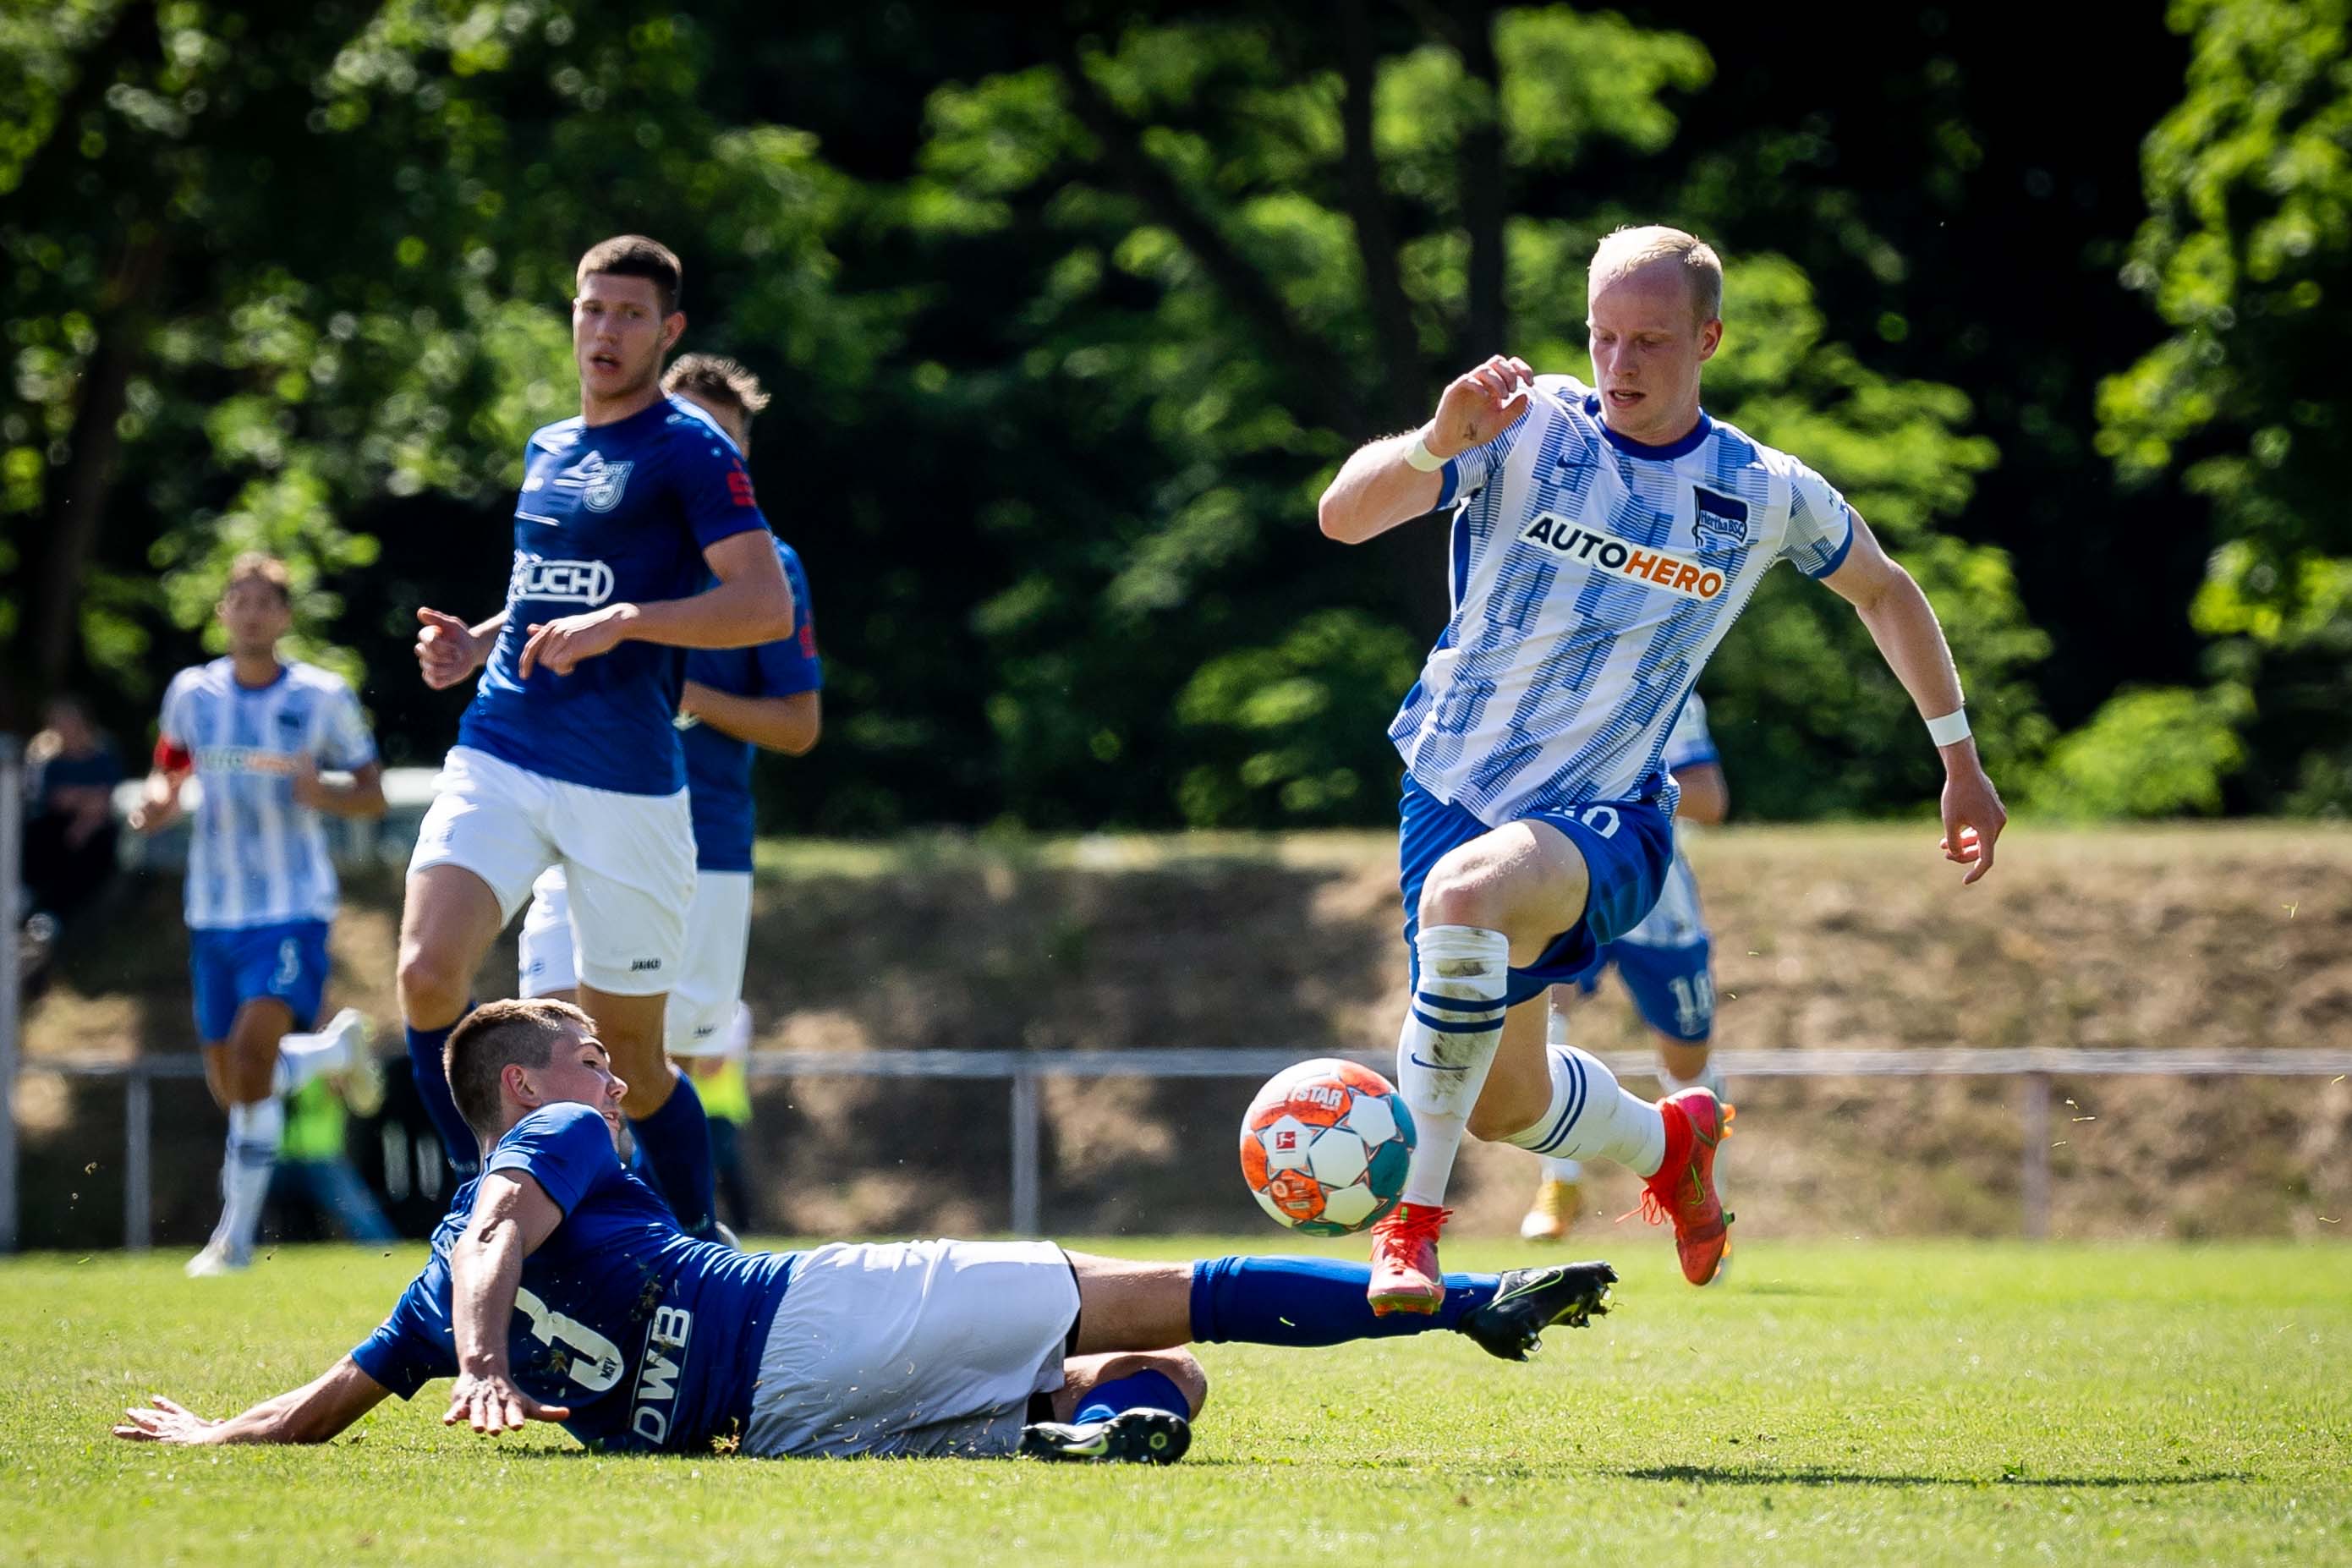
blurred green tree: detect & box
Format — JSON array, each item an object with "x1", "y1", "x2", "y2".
[
  {"x1": 0, "y1": 0, "x2": 879, "y2": 737},
  {"x1": 2097, "y1": 0, "x2": 2352, "y2": 814}
]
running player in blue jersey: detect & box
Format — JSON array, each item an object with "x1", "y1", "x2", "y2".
[
  {"x1": 113, "y1": 1000, "x2": 1616, "y2": 1464},
  {"x1": 403, "y1": 238, "x2": 795, "y2": 1218},
  {"x1": 1319, "y1": 226, "x2": 2008, "y2": 1309},
  {"x1": 1523, "y1": 691, "x2": 1728, "y2": 1242},
  {"x1": 516, "y1": 354, "x2": 820, "y2": 1239},
  {"x1": 127, "y1": 553, "x2": 386, "y2": 1275}
]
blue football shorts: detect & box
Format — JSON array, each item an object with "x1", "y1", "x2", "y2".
[
  {"x1": 1578, "y1": 935, "x2": 1716, "y2": 1041},
  {"x1": 1397, "y1": 775, "x2": 1675, "y2": 1007},
  {"x1": 188, "y1": 918, "x2": 332, "y2": 1044}
]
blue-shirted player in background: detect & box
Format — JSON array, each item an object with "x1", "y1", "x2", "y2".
[
  {"x1": 518, "y1": 354, "x2": 820, "y2": 1239},
  {"x1": 1319, "y1": 226, "x2": 2008, "y2": 1310},
  {"x1": 1523, "y1": 690, "x2": 1730, "y2": 1242},
  {"x1": 403, "y1": 237, "x2": 795, "y2": 1222},
  {"x1": 128, "y1": 552, "x2": 387, "y2": 1275},
  {"x1": 113, "y1": 1000, "x2": 1618, "y2": 1463}
]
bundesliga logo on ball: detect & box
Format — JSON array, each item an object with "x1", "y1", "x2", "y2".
[{"x1": 1238, "y1": 1059, "x2": 1417, "y2": 1236}]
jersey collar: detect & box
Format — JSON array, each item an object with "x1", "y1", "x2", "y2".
[{"x1": 1584, "y1": 392, "x2": 1713, "y2": 460}]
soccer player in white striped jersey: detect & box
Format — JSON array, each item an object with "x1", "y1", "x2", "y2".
[
  {"x1": 1319, "y1": 226, "x2": 2008, "y2": 1311},
  {"x1": 129, "y1": 553, "x2": 387, "y2": 1275}
]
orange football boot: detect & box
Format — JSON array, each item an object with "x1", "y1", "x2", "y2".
[
  {"x1": 1366, "y1": 1202, "x2": 1451, "y2": 1315},
  {"x1": 1637, "y1": 1088, "x2": 1733, "y2": 1286}
]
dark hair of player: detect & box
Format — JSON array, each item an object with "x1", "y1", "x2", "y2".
[
  {"x1": 444, "y1": 997, "x2": 595, "y2": 1140},
  {"x1": 662, "y1": 353, "x2": 770, "y2": 417},
  {"x1": 576, "y1": 234, "x2": 683, "y2": 317},
  {"x1": 222, "y1": 551, "x2": 293, "y2": 606}
]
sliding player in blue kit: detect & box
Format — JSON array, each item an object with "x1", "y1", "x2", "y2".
[
  {"x1": 113, "y1": 1001, "x2": 1617, "y2": 1465},
  {"x1": 403, "y1": 238, "x2": 794, "y2": 1227}
]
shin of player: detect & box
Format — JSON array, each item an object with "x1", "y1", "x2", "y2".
[
  {"x1": 1320, "y1": 226, "x2": 2006, "y2": 1310},
  {"x1": 128, "y1": 554, "x2": 386, "y2": 1275}
]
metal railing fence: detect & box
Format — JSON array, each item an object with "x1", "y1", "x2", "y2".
[{"x1": 10, "y1": 1044, "x2": 2349, "y2": 1251}]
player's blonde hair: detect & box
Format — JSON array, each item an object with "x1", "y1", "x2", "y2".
[{"x1": 1589, "y1": 225, "x2": 1724, "y2": 326}]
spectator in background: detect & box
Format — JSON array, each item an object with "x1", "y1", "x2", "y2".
[
  {"x1": 688, "y1": 1002, "x2": 758, "y2": 1236},
  {"x1": 22, "y1": 694, "x2": 124, "y2": 932},
  {"x1": 269, "y1": 1055, "x2": 397, "y2": 1245}
]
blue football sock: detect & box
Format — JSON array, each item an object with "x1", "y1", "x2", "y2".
[
  {"x1": 1188, "y1": 1255, "x2": 1499, "y2": 1346},
  {"x1": 629, "y1": 1071, "x2": 720, "y2": 1242},
  {"x1": 404, "y1": 1011, "x2": 480, "y2": 1181},
  {"x1": 1075, "y1": 1368, "x2": 1190, "y2": 1425}
]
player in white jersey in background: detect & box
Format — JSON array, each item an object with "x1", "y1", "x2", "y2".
[
  {"x1": 1522, "y1": 690, "x2": 1728, "y2": 1242},
  {"x1": 1319, "y1": 226, "x2": 2008, "y2": 1312},
  {"x1": 128, "y1": 553, "x2": 387, "y2": 1275}
]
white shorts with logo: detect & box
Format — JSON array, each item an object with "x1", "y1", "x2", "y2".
[
  {"x1": 743, "y1": 1240, "x2": 1078, "y2": 1460},
  {"x1": 518, "y1": 864, "x2": 754, "y2": 1055},
  {"x1": 408, "y1": 745, "x2": 694, "y2": 997}
]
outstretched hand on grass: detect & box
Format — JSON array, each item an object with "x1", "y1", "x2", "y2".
[
  {"x1": 442, "y1": 1370, "x2": 570, "y2": 1436},
  {"x1": 114, "y1": 1395, "x2": 228, "y2": 1445}
]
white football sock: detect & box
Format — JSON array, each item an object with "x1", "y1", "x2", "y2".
[
  {"x1": 212, "y1": 1097, "x2": 284, "y2": 1259},
  {"x1": 1543, "y1": 1002, "x2": 1579, "y2": 1184},
  {"x1": 1658, "y1": 1057, "x2": 1727, "y2": 1104},
  {"x1": 1394, "y1": 925, "x2": 1510, "y2": 1209},
  {"x1": 1501, "y1": 1046, "x2": 1667, "y2": 1177}
]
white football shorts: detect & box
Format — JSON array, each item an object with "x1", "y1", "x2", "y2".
[
  {"x1": 743, "y1": 1240, "x2": 1078, "y2": 1460},
  {"x1": 408, "y1": 745, "x2": 694, "y2": 997},
  {"x1": 518, "y1": 864, "x2": 753, "y2": 1055}
]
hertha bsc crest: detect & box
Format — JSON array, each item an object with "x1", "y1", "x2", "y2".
[{"x1": 562, "y1": 451, "x2": 635, "y2": 513}]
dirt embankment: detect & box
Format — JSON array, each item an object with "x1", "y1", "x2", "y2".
[{"x1": 19, "y1": 825, "x2": 2352, "y2": 1247}]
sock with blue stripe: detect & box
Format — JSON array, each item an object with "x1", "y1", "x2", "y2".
[
  {"x1": 1395, "y1": 924, "x2": 1510, "y2": 1209},
  {"x1": 404, "y1": 1010, "x2": 480, "y2": 1181},
  {"x1": 1074, "y1": 1368, "x2": 1192, "y2": 1423},
  {"x1": 629, "y1": 1069, "x2": 721, "y2": 1242},
  {"x1": 1188, "y1": 1255, "x2": 1499, "y2": 1346},
  {"x1": 1502, "y1": 1045, "x2": 1665, "y2": 1177}
]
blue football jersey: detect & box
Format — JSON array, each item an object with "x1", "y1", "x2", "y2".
[
  {"x1": 679, "y1": 539, "x2": 821, "y2": 874},
  {"x1": 458, "y1": 396, "x2": 773, "y2": 796},
  {"x1": 349, "y1": 1104, "x2": 795, "y2": 1454}
]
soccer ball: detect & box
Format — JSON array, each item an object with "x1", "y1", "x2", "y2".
[{"x1": 1238, "y1": 1058, "x2": 1417, "y2": 1236}]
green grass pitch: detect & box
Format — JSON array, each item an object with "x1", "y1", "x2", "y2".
[{"x1": 5, "y1": 1237, "x2": 2348, "y2": 1566}]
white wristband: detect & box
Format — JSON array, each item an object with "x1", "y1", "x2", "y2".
[
  {"x1": 1403, "y1": 425, "x2": 1446, "y2": 474},
  {"x1": 1925, "y1": 708, "x2": 1971, "y2": 747}
]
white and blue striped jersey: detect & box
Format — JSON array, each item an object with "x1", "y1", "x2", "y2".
[
  {"x1": 157, "y1": 659, "x2": 376, "y2": 930},
  {"x1": 1390, "y1": 374, "x2": 1853, "y2": 825},
  {"x1": 1619, "y1": 692, "x2": 1719, "y2": 950}
]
